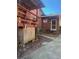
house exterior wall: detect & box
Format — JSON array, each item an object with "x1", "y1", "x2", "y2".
[
  {"x1": 17, "y1": 5, "x2": 42, "y2": 44},
  {"x1": 42, "y1": 19, "x2": 51, "y2": 32},
  {"x1": 41, "y1": 15, "x2": 60, "y2": 34},
  {"x1": 23, "y1": 9, "x2": 37, "y2": 43},
  {"x1": 37, "y1": 9, "x2": 43, "y2": 33}
]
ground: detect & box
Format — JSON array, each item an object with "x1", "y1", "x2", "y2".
[{"x1": 19, "y1": 34, "x2": 61, "y2": 59}]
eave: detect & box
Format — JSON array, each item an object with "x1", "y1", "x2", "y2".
[{"x1": 17, "y1": 0, "x2": 44, "y2": 10}]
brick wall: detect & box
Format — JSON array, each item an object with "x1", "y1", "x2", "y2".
[{"x1": 42, "y1": 19, "x2": 51, "y2": 31}]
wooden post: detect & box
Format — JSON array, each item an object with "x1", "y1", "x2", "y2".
[{"x1": 35, "y1": 9, "x2": 38, "y2": 40}]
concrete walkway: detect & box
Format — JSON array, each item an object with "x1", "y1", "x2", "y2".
[
  {"x1": 22, "y1": 35, "x2": 61, "y2": 59},
  {"x1": 38, "y1": 34, "x2": 57, "y2": 40}
]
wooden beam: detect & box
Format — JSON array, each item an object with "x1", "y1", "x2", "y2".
[{"x1": 17, "y1": 4, "x2": 40, "y2": 18}]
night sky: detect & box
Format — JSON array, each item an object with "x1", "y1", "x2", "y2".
[{"x1": 41, "y1": 0, "x2": 61, "y2": 15}]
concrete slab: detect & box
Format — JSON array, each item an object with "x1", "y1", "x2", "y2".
[{"x1": 21, "y1": 35, "x2": 61, "y2": 59}]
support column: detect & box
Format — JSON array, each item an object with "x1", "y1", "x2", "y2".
[{"x1": 35, "y1": 9, "x2": 38, "y2": 40}]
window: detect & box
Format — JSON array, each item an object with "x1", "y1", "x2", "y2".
[
  {"x1": 50, "y1": 19, "x2": 56, "y2": 31},
  {"x1": 43, "y1": 19, "x2": 47, "y2": 23}
]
